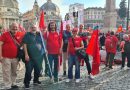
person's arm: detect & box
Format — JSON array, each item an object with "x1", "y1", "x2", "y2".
[
  {"x1": 75, "y1": 41, "x2": 84, "y2": 50},
  {"x1": 0, "y1": 41, "x2": 3, "y2": 60},
  {"x1": 59, "y1": 39, "x2": 63, "y2": 54},
  {"x1": 23, "y1": 44, "x2": 29, "y2": 62}
]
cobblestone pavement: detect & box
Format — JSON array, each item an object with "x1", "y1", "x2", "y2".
[{"x1": 0, "y1": 61, "x2": 130, "y2": 90}]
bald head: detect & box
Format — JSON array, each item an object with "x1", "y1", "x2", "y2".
[
  {"x1": 30, "y1": 24, "x2": 37, "y2": 32},
  {"x1": 66, "y1": 24, "x2": 71, "y2": 32},
  {"x1": 79, "y1": 24, "x2": 84, "y2": 31},
  {"x1": 10, "y1": 22, "x2": 18, "y2": 34}
]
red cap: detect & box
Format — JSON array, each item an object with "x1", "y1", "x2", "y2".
[{"x1": 72, "y1": 28, "x2": 78, "y2": 32}]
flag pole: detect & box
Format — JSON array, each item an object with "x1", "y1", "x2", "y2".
[
  {"x1": 35, "y1": 11, "x2": 53, "y2": 78},
  {"x1": 39, "y1": 30, "x2": 53, "y2": 78}
]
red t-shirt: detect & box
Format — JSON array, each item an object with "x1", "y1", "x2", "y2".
[
  {"x1": 68, "y1": 37, "x2": 82, "y2": 55},
  {"x1": 110, "y1": 35, "x2": 118, "y2": 54},
  {"x1": 0, "y1": 31, "x2": 25, "y2": 58},
  {"x1": 45, "y1": 32, "x2": 60, "y2": 54},
  {"x1": 105, "y1": 35, "x2": 118, "y2": 54}
]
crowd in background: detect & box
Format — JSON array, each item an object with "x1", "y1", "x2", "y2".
[{"x1": 0, "y1": 21, "x2": 130, "y2": 90}]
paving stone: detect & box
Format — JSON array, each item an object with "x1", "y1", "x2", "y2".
[{"x1": 0, "y1": 60, "x2": 130, "y2": 90}]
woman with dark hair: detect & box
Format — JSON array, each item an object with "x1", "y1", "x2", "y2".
[{"x1": 44, "y1": 22, "x2": 62, "y2": 82}]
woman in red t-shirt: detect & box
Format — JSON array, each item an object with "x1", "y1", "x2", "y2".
[{"x1": 66, "y1": 28, "x2": 84, "y2": 83}]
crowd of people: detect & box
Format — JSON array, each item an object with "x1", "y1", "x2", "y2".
[{"x1": 0, "y1": 21, "x2": 130, "y2": 90}]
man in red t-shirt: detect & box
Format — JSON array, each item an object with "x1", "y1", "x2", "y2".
[
  {"x1": 105, "y1": 31, "x2": 118, "y2": 69},
  {"x1": 0, "y1": 22, "x2": 24, "y2": 89},
  {"x1": 44, "y1": 22, "x2": 62, "y2": 83}
]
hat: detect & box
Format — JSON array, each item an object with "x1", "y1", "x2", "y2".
[{"x1": 72, "y1": 28, "x2": 78, "y2": 32}]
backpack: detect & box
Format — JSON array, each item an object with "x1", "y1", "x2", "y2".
[{"x1": 124, "y1": 41, "x2": 130, "y2": 53}]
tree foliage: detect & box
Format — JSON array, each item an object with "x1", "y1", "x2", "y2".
[{"x1": 118, "y1": 0, "x2": 127, "y2": 19}]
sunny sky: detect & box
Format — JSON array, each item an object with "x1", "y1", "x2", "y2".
[{"x1": 18, "y1": 0, "x2": 121, "y2": 18}]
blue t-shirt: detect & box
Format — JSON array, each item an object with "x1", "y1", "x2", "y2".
[
  {"x1": 23, "y1": 32, "x2": 45, "y2": 60},
  {"x1": 62, "y1": 30, "x2": 72, "y2": 52}
]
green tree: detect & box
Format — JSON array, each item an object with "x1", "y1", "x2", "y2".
[
  {"x1": 118, "y1": 0, "x2": 127, "y2": 19},
  {"x1": 118, "y1": 0, "x2": 127, "y2": 28}
]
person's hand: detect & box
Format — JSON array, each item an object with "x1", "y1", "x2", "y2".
[
  {"x1": 59, "y1": 49, "x2": 62, "y2": 55},
  {"x1": 0, "y1": 56, "x2": 4, "y2": 63},
  {"x1": 45, "y1": 50, "x2": 48, "y2": 54},
  {"x1": 25, "y1": 55, "x2": 30, "y2": 62},
  {"x1": 74, "y1": 47, "x2": 79, "y2": 51}
]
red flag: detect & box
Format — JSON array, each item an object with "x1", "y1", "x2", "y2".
[
  {"x1": 59, "y1": 21, "x2": 63, "y2": 40},
  {"x1": 86, "y1": 26, "x2": 100, "y2": 75},
  {"x1": 39, "y1": 10, "x2": 45, "y2": 30},
  {"x1": 116, "y1": 25, "x2": 122, "y2": 33},
  {"x1": 19, "y1": 24, "x2": 26, "y2": 32},
  {"x1": 58, "y1": 21, "x2": 63, "y2": 71}
]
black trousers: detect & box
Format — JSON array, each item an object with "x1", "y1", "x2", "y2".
[
  {"x1": 121, "y1": 52, "x2": 126, "y2": 67},
  {"x1": 122, "y1": 52, "x2": 130, "y2": 67},
  {"x1": 84, "y1": 54, "x2": 92, "y2": 74},
  {"x1": 24, "y1": 59, "x2": 40, "y2": 85},
  {"x1": 126, "y1": 53, "x2": 130, "y2": 67}
]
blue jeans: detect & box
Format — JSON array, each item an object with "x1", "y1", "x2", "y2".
[
  {"x1": 48, "y1": 54, "x2": 59, "y2": 79},
  {"x1": 24, "y1": 59, "x2": 41, "y2": 85},
  {"x1": 68, "y1": 54, "x2": 80, "y2": 79}
]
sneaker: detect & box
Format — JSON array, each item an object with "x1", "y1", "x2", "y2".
[
  {"x1": 11, "y1": 85, "x2": 18, "y2": 88},
  {"x1": 25, "y1": 84, "x2": 30, "y2": 89},
  {"x1": 66, "y1": 79, "x2": 71, "y2": 83},
  {"x1": 88, "y1": 74, "x2": 94, "y2": 80},
  {"x1": 33, "y1": 81, "x2": 41, "y2": 85},
  {"x1": 75, "y1": 79, "x2": 80, "y2": 83}
]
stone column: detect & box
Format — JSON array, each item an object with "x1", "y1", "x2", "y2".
[{"x1": 103, "y1": 0, "x2": 117, "y2": 33}]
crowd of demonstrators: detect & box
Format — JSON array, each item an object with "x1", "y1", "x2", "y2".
[
  {"x1": 2, "y1": 21, "x2": 130, "y2": 89},
  {"x1": 0, "y1": 22, "x2": 25, "y2": 90}
]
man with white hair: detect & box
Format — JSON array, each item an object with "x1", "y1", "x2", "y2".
[
  {"x1": 120, "y1": 34, "x2": 130, "y2": 69},
  {"x1": 0, "y1": 22, "x2": 25, "y2": 90},
  {"x1": 23, "y1": 24, "x2": 46, "y2": 89}
]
